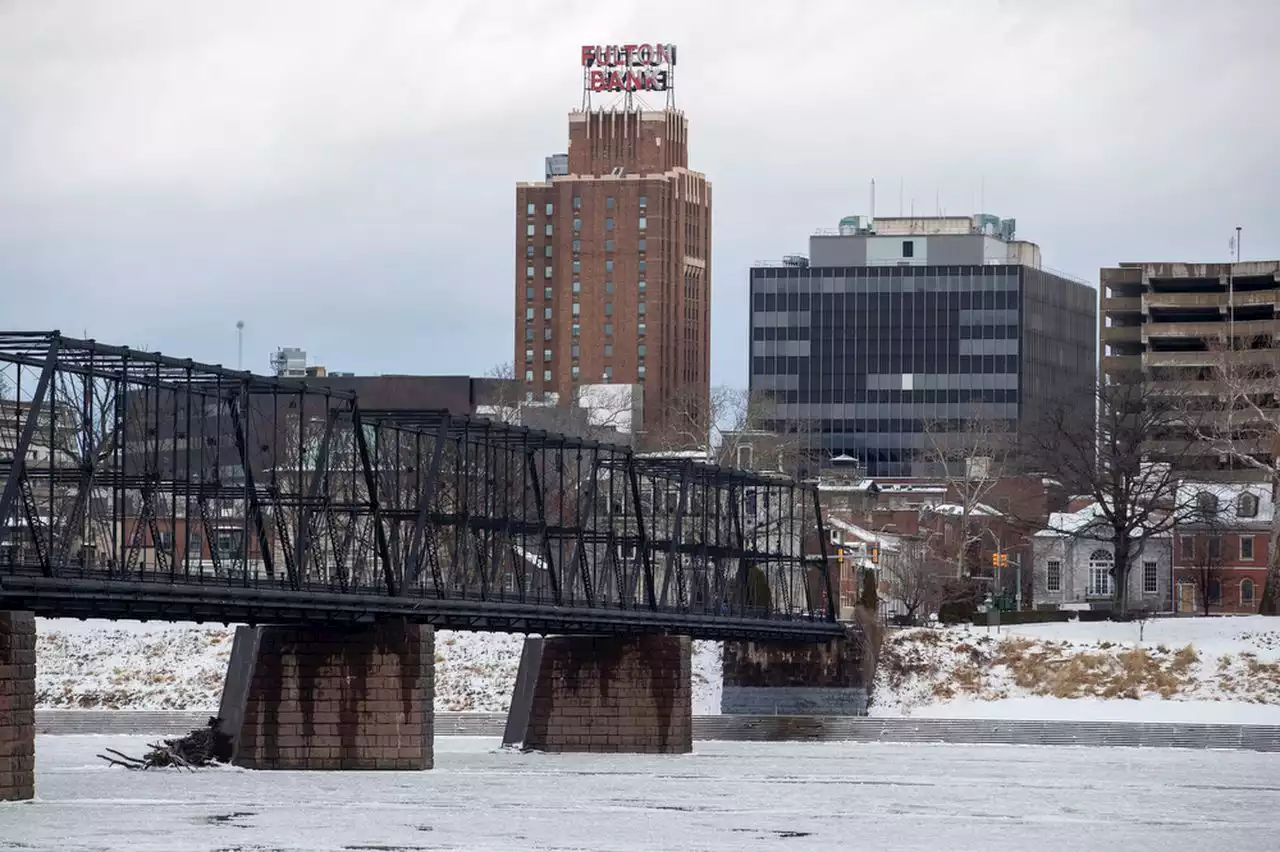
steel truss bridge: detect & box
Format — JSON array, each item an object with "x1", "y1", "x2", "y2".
[{"x1": 0, "y1": 332, "x2": 840, "y2": 640}]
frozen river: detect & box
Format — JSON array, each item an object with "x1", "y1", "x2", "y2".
[{"x1": 2, "y1": 735, "x2": 1277, "y2": 851}]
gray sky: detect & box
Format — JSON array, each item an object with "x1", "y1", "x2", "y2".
[{"x1": 2, "y1": 0, "x2": 1277, "y2": 387}]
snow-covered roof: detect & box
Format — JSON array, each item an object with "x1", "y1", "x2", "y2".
[
  {"x1": 826, "y1": 517, "x2": 900, "y2": 551},
  {"x1": 1176, "y1": 481, "x2": 1274, "y2": 525},
  {"x1": 927, "y1": 502, "x2": 1001, "y2": 517},
  {"x1": 876, "y1": 482, "x2": 947, "y2": 494},
  {"x1": 1034, "y1": 501, "x2": 1172, "y2": 540},
  {"x1": 818, "y1": 479, "x2": 878, "y2": 493}
]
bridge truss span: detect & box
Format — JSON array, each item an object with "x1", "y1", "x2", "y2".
[{"x1": 0, "y1": 332, "x2": 840, "y2": 640}]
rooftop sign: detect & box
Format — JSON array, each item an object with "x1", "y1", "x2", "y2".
[{"x1": 581, "y1": 44, "x2": 677, "y2": 93}]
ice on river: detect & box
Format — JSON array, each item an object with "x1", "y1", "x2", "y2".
[{"x1": 2, "y1": 735, "x2": 1277, "y2": 851}]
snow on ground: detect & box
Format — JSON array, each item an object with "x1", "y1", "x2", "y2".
[
  {"x1": 5, "y1": 735, "x2": 1277, "y2": 851},
  {"x1": 873, "y1": 616, "x2": 1280, "y2": 724},
  {"x1": 36, "y1": 618, "x2": 726, "y2": 714}
]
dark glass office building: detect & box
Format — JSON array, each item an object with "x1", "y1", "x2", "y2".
[{"x1": 748, "y1": 215, "x2": 1096, "y2": 476}]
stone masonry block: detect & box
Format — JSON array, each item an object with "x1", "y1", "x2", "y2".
[
  {"x1": 523, "y1": 634, "x2": 692, "y2": 755},
  {"x1": 230, "y1": 621, "x2": 434, "y2": 771},
  {"x1": 0, "y1": 611, "x2": 36, "y2": 801}
]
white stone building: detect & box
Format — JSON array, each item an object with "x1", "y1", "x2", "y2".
[{"x1": 1031, "y1": 503, "x2": 1173, "y2": 611}]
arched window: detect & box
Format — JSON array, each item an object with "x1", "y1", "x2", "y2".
[
  {"x1": 1087, "y1": 549, "x2": 1113, "y2": 598},
  {"x1": 1237, "y1": 492, "x2": 1259, "y2": 519},
  {"x1": 1241, "y1": 579, "x2": 1256, "y2": 606},
  {"x1": 1197, "y1": 491, "x2": 1220, "y2": 516}
]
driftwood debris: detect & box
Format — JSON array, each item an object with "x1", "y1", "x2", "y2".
[{"x1": 97, "y1": 716, "x2": 233, "y2": 771}]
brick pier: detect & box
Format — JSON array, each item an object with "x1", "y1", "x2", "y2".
[
  {"x1": 521, "y1": 635, "x2": 692, "y2": 754},
  {"x1": 0, "y1": 611, "x2": 36, "y2": 801},
  {"x1": 721, "y1": 623, "x2": 872, "y2": 715},
  {"x1": 228, "y1": 622, "x2": 434, "y2": 770}
]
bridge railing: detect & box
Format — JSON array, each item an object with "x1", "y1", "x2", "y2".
[{"x1": 0, "y1": 331, "x2": 839, "y2": 636}]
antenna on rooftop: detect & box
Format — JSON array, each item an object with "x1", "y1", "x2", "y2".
[{"x1": 236, "y1": 320, "x2": 245, "y2": 370}]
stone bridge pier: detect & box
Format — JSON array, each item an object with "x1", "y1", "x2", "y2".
[
  {"x1": 219, "y1": 622, "x2": 434, "y2": 770},
  {"x1": 1, "y1": 611, "x2": 35, "y2": 801},
  {"x1": 504, "y1": 635, "x2": 693, "y2": 754},
  {"x1": 721, "y1": 622, "x2": 875, "y2": 716}
]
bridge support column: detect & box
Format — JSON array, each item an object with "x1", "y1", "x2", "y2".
[
  {"x1": 519, "y1": 635, "x2": 691, "y2": 754},
  {"x1": 227, "y1": 622, "x2": 434, "y2": 770},
  {"x1": 0, "y1": 611, "x2": 36, "y2": 801},
  {"x1": 721, "y1": 623, "x2": 872, "y2": 715}
]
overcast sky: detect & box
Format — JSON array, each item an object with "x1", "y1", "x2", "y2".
[{"x1": 2, "y1": 0, "x2": 1277, "y2": 387}]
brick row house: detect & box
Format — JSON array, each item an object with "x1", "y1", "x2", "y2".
[{"x1": 1172, "y1": 483, "x2": 1272, "y2": 614}]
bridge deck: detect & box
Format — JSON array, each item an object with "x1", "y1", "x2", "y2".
[{"x1": 0, "y1": 573, "x2": 843, "y2": 640}]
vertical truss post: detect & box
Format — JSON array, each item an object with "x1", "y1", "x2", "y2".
[
  {"x1": 625, "y1": 453, "x2": 656, "y2": 610},
  {"x1": 227, "y1": 391, "x2": 279, "y2": 587},
  {"x1": 351, "y1": 406, "x2": 397, "y2": 596},
  {"x1": 292, "y1": 401, "x2": 337, "y2": 587},
  {"x1": 526, "y1": 448, "x2": 562, "y2": 606},
  {"x1": 660, "y1": 461, "x2": 691, "y2": 609},
  {"x1": 729, "y1": 483, "x2": 749, "y2": 617},
  {"x1": 0, "y1": 336, "x2": 60, "y2": 575},
  {"x1": 406, "y1": 414, "x2": 450, "y2": 590},
  {"x1": 812, "y1": 485, "x2": 836, "y2": 622},
  {"x1": 565, "y1": 447, "x2": 600, "y2": 608}
]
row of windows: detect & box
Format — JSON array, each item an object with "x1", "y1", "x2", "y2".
[
  {"x1": 753, "y1": 354, "x2": 1020, "y2": 377},
  {"x1": 752, "y1": 289, "x2": 1020, "y2": 312},
  {"x1": 1044, "y1": 558, "x2": 1161, "y2": 595},
  {"x1": 760, "y1": 388, "x2": 1020, "y2": 406},
  {"x1": 1178, "y1": 534, "x2": 1258, "y2": 562},
  {"x1": 524, "y1": 196, "x2": 650, "y2": 216},
  {"x1": 522, "y1": 321, "x2": 649, "y2": 343},
  {"x1": 524, "y1": 343, "x2": 648, "y2": 361},
  {"x1": 524, "y1": 280, "x2": 650, "y2": 301}
]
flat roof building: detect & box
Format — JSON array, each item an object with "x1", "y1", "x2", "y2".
[
  {"x1": 749, "y1": 213, "x2": 1096, "y2": 476},
  {"x1": 1101, "y1": 259, "x2": 1280, "y2": 480}
]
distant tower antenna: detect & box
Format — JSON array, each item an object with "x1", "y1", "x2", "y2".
[
  {"x1": 236, "y1": 320, "x2": 245, "y2": 370},
  {"x1": 870, "y1": 178, "x2": 876, "y2": 223}
]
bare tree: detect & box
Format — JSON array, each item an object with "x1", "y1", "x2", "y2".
[
  {"x1": 1021, "y1": 376, "x2": 1197, "y2": 614},
  {"x1": 481, "y1": 362, "x2": 634, "y2": 442},
  {"x1": 714, "y1": 389, "x2": 817, "y2": 478},
  {"x1": 1201, "y1": 341, "x2": 1280, "y2": 614},
  {"x1": 883, "y1": 534, "x2": 944, "y2": 623},
  {"x1": 922, "y1": 414, "x2": 1013, "y2": 580},
  {"x1": 1186, "y1": 496, "x2": 1228, "y2": 616}
]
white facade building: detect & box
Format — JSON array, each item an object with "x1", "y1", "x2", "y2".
[{"x1": 1031, "y1": 503, "x2": 1173, "y2": 611}]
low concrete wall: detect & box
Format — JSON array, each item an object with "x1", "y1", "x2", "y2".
[
  {"x1": 34, "y1": 710, "x2": 1280, "y2": 753},
  {"x1": 720, "y1": 686, "x2": 868, "y2": 716},
  {"x1": 722, "y1": 622, "x2": 870, "y2": 716}
]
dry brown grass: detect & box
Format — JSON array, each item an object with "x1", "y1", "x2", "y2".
[{"x1": 877, "y1": 626, "x2": 1280, "y2": 711}]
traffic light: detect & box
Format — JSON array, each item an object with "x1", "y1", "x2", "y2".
[
  {"x1": 870, "y1": 545, "x2": 880, "y2": 564},
  {"x1": 991, "y1": 552, "x2": 1009, "y2": 569}
]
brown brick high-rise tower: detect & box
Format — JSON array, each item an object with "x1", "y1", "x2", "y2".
[{"x1": 515, "y1": 103, "x2": 711, "y2": 442}]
